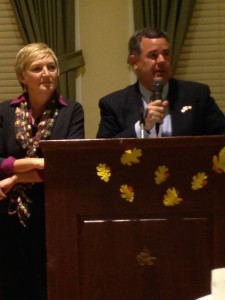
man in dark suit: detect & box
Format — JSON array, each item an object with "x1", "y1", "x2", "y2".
[{"x1": 96, "y1": 27, "x2": 225, "y2": 138}]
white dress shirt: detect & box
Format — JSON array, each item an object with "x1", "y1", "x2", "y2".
[{"x1": 135, "y1": 82, "x2": 172, "y2": 138}]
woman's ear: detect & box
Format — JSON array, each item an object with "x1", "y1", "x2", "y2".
[
  {"x1": 16, "y1": 73, "x2": 26, "y2": 90},
  {"x1": 17, "y1": 73, "x2": 26, "y2": 85}
]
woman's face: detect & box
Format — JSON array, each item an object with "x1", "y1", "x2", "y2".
[{"x1": 20, "y1": 55, "x2": 58, "y2": 99}]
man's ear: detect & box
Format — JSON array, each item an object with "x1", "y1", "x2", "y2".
[{"x1": 128, "y1": 54, "x2": 138, "y2": 70}]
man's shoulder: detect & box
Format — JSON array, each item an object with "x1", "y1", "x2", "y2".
[
  {"x1": 170, "y1": 78, "x2": 209, "y2": 90},
  {"x1": 100, "y1": 82, "x2": 139, "y2": 101}
]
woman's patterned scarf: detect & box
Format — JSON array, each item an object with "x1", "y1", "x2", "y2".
[{"x1": 8, "y1": 99, "x2": 59, "y2": 226}]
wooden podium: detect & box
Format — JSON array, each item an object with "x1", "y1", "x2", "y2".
[{"x1": 40, "y1": 136, "x2": 225, "y2": 300}]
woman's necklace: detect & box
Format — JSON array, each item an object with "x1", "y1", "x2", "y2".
[
  {"x1": 9, "y1": 99, "x2": 59, "y2": 226},
  {"x1": 15, "y1": 100, "x2": 59, "y2": 157}
]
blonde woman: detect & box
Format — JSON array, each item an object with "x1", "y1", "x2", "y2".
[{"x1": 0, "y1": 43, "x2": 84, "y2": 300}]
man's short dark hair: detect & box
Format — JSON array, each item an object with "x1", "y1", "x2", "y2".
[{"x1": 128, "y1": 27, "x2": 169, "y2": 57}]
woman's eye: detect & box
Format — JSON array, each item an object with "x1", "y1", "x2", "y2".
[
  {"x1": 31, "y1": 67, "x2": 42, "y2": 72},
  {"x1": 30, "y1": 65, "x2": 57, "y2": 72},
  {"x1": 48, "y1": 65, "x2": 56, "y2": 71},
  {"x1": 163, "y1": 51, "x2": 170, "y2": 57}
]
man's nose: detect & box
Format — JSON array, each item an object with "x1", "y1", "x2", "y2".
[{"x1": 157, "y1": 54, "x2": 166, "y2": 63}]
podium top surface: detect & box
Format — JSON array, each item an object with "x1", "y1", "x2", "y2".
[{"x1": 40, "y1": 136, "x2": 225, "y2": 151}]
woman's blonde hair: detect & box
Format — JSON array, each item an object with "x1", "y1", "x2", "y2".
[{"x1": 15, "y1": 43, "x2": 59, "y2": 89}]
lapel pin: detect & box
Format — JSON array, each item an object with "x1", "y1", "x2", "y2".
[{"x1": 181, "y1": 105, "x2": 192, "y2": 113}]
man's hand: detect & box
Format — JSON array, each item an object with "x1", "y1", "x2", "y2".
[{"x1": 144, "y1": 99, "x2": 169, "y2": 131}]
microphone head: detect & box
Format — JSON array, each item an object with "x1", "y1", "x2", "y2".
[{"x1": 152, "y1": 80, "x2": 163, "y2": 92}]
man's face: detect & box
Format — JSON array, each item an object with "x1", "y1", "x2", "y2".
[{"x1": 130, "y1": 37, "x2": 171, "y2": 90}]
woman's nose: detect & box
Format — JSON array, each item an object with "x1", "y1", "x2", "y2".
[{"x1": 42, "y1": 66, "x2": 50, "y2": 75}]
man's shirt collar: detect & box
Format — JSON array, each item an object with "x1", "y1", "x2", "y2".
[{"x1": 139, "y1": 81, "x2": 169, "y2": 103}]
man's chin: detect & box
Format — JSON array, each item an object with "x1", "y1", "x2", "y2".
[
  {"x1": 154, "y1": 73, "x2": 169, "y2": 84},
  {"x1": 154, "y1": 73, "x2": 165, "y2": 79}
]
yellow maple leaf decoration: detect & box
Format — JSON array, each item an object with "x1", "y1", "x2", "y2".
[
  {"x1": 154, "y1": 165, "x2": 169, "y2": 184},
  {"x1": 96, "y1": 163, "x2": 111, "y2": 182},
  {"x1": 136, "y1": 247, "x2": 157, "y2": 266},
  {"x1": 120, "y1": 148, "x2": 142, "y2": 166},
  {"x1": 191, "y1": 172, "x2": 208, "y2": 190},
  {"x1": 163, "y1": 187, "x2": 183, "y2": 206},
  {"x1": 212, "y1": 147, "x2": 225, "y2": 173},
  {"x1": 120, "y1": 184, "x2": 134, "y2": 202}
]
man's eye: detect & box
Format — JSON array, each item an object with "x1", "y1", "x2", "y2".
[{"x1": 148, "y1": 53, "x2": 158, "y2": 60}]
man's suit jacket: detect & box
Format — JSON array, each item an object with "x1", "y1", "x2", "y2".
[{"x1": 96, "y1": 78, "x2": 225, "y2": 138}]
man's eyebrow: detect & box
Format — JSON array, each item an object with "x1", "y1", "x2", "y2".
[
  {"x1": 148, "y1": 48, "x2": 170, "y2": 53},
  {"x1": 147, "y1": 50, "x2": 158, "y2": 54}
]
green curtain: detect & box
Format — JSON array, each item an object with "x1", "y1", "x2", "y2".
[
  {"x1": 9, "y1": 0, "x2": 85, "y2": 99},
  {"x1": 132, "y1": 0, "x2": 196, "y2": 74}
]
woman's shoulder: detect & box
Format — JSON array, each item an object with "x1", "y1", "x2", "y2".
[
  {"x1": 64, "y1": 98, "x2": 82, "y2": 106},
  {"x1": 59, "y1": 97, "x2": 82, "y2": 107},
  {"x1": 0, "y1": 99, "x2": 15, "y2": 114},
  {"x1": 59, "y1": 98, "x2": 83, "y2": 114},
  {"x1": 0, "y1": 99, "x2": 13, "y2": 106},
  {"x1": 58, "y1": 98, "x2": 84, "y2": 119}
]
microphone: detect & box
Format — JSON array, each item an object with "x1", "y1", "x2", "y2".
[
  {"x1": 152, "y1": 80, "x2": 163, "y2": 137},
  {"x1": 140, "y1": 105, "x2": 145, "y2": 138}
]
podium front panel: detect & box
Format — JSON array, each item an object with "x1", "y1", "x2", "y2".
[{"x1": 41, "y1": 137, "x2": 225, "y2": 300}]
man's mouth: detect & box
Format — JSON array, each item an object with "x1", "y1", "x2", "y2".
[
  {"x1": 42, "y1": 81, "x2": 52, "y2": 85},
  {"x1": 155, "y1": 70, "x2": 165, "y2": 75}
]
